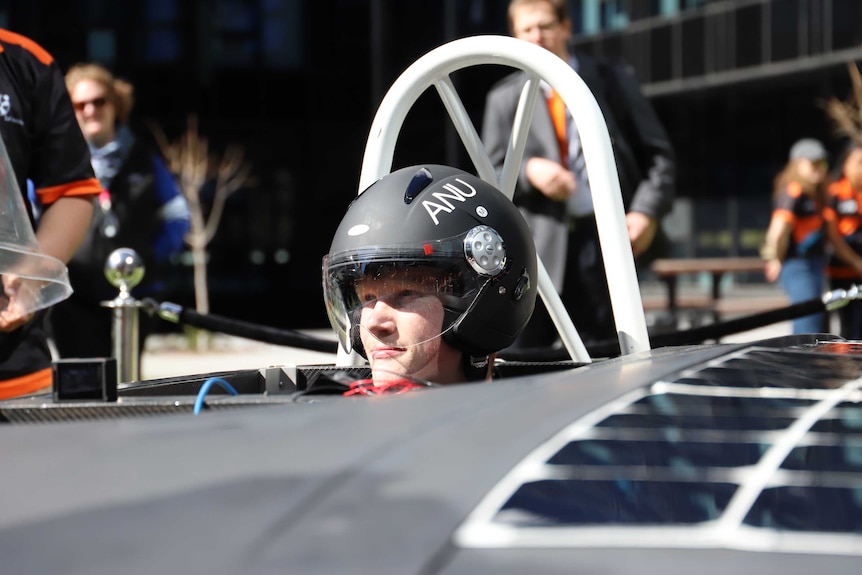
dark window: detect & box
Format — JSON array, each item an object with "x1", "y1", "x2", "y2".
[
  {"x1": 770, "y1": 0, "x2": 801, "y2": 62},
  {"x1": 262, "y1": 0, "x2": 303, "y2": 69},
  {"x1": 146, "y1": 0, "x2": 178, "y2": 21},
  {"x1": 599, "y1": 33, "x2": 623, "y2": 63},
  {"x1": 213, "y1": 0, "x2": 260, "y2": 68},
  {"x1": 628, "y1": 0, "x2": 662, "y2": 21},
  {"x1": 145, "y1": 0, "x2": 180, "y2": 63},
  {"x1": 831, "y1": 0, "x2": 862, "y2": 51},
  {"x1": 680, "y1": 15, "x2": 704, "y2": 77},
  {"x1": 601, "y1": 0, "x2": 629, "y2": 31},
  {"x1": 82, "y1": 0, "x2": 127, "y2": 24},
  {"x1": 87, "y1": 29, "x2": 117, "y2": 64},
  {"x1": 649, "y1": 23, "x2": 672, "y2": 82},
  {"x1": 146, "y1": 27, "x2": 179, "y2": 63},
  {"x1": 735, "y1": 4, "x2": 762, "y2": 68}
]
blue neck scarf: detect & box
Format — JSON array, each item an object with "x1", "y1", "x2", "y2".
[{"x1": 89, "y1": 125, "x2": 135, "y2": 190}]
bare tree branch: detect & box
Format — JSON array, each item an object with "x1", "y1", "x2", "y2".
[
  {"x1": 151, "y1": 114, "x2": 253, "y2": 319},
  {"x1": 205, "y1": 145, "x2": 250, "y2": 242},
  {"x1": 824, "y1": 62, "x2": 862, "y2": 146}
]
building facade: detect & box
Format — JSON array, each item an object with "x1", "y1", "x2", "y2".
[{"x1": 570, "y1": 0, "x2": 862, "y2": 258}]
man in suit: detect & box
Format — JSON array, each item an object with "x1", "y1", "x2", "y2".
[{"x1": 482, "y1": 0, "x2": 675, "y2": 350}]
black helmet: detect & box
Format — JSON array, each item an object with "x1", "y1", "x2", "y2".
[{"x1": 323, "y1": 164, "x2": 537, "y2": 358}]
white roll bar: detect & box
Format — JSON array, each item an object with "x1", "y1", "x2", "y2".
[{"x1": 339, "y1": 35, "x2": 650, "y2": 365}]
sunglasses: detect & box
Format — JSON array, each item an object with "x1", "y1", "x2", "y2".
[{"x1": 71, "y1": 96, "x2": 109, "y2": 112}]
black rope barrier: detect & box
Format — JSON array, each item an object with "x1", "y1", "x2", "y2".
[
  {"x1": 145, "y1": 299, "x2": 338, "y2": 354},
  {"x1": 145, "y1": 288, "x2": 852, "y2": 362},
  {"x1": 497, "y1": 294, "x2": 834, "y2": 362},
  {"x1": 650, "y1": 298, "x2": 824, "y2": 346}
]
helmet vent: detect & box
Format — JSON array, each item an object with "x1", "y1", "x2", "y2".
[
  {"x1": 464, "y1": 225, "x2": 506, "y2": 276},
  {"x1": 403, "y1": 167, "x2": 434, "y2": 204}
]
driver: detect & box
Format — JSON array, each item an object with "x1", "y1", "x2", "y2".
[{"x1": 323, "y1": 164, "x2": 538, "y2": 389}]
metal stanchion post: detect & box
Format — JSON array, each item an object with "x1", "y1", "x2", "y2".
[{"x1": 101, "y1": 248, "x2": 145, "y2": 383}]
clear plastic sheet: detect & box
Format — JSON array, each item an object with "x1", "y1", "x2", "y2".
[{"x1": 0, "y1": 134, "x2": 72, "y2": 321}]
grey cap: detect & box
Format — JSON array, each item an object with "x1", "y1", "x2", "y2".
[{"x1": 789, "y1": 138, "x2": 827, "y2": 162}]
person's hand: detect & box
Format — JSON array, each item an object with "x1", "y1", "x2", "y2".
[
  {"x1": 626, "y1": 212, "x2": 658, "y2": 257},
  {"x1": 525, "y1": 157, "x2": 576, "y2": 202},
  {"x1": 0, "y1": 274, "x2": 33, "y2": 332},
  {"x1": 764, "y1": 259, "x2": 781, "y2": 283}
]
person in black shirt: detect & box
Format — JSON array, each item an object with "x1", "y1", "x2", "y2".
[{"x1": 0, "y1": 29, "x2": 100, "y2": 399}]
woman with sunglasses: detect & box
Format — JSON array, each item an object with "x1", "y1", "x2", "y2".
[{"x1": 47, "y1": 63, "x2": 190, "y2": 359}]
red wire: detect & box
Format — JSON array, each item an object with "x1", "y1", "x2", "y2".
[{"x1": 343, "y1": 378, "x2": 426, "y2": 396}]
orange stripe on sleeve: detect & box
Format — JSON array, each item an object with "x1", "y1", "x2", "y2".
[
  {"x1": 0, "y1": 367, "x2": 51, "y2": 399},
  {"x1": 0, "y1": 29, "x2": 53, "y2": 65},
  {"x1": 838, "y1": 218, "x2": 860, "y2": 237},
  {"x1": 37, "y1": 177, "x2": 102, "y2": 204},
  {"x1": 828, "y1": 178, "x2": 854, "y2": 200},
  {"x1": 774, "y1": 208, "x2": 795, "y2": 224}
]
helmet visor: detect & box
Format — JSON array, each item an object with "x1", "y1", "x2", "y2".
[{"x1": 322, "y1": 231, "x2": 498, "y2": 355}]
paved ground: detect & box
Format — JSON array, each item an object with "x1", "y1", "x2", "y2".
[
  {"x1": 140, "y1": 330, "x2": 339, "y2": 380},
  {"x1": 138, "y1": 280, "x2": 807, "y2": 381}
]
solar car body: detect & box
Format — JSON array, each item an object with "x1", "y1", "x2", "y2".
[{"x1": 2, "y1": 335, "x2": 862, "y2": 574}]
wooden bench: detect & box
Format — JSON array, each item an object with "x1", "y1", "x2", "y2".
[
  {"x1": 648, "y1": 257, "x2": 769, "y2": 326},
  {"x1": 641, "y1": 292, "x2": 788, "y2": 315},
  {"x1": 641, "y1": 293, "x2": 712, "y2": 311},
  {"x1": 714, "y1": 294, "x2": 788, "y2": 315}
]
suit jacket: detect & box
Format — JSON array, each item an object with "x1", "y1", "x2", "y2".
[{"x1": 481, "y1": 51, "x2": 675, "y2": 289}]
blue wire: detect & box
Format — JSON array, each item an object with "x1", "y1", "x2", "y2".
[{"x1": 193, "y1": 377, "x2": 239, "y2": 415}]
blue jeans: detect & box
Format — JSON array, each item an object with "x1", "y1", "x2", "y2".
[{"x1": 779, "y1": 256, "x2": 826, "y2": 334}]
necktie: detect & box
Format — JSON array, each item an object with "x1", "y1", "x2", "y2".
[
  {"x1": 546, "y1": 89, "x2": 568, "y2": 165},
  {"x1": 548, "y1": 89, "x2": 592, "y2": 216}
]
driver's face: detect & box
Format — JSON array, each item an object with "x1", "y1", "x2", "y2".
[{"x1": 356, "y1": 267, "x2": 465, "y2": 385}]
